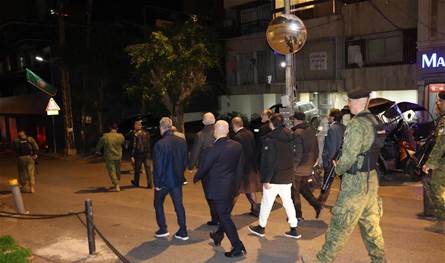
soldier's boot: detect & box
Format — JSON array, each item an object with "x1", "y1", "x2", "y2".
[
  {"x1": 22, "y1": 182, "x2": 31, "y2": 193},
  {"x1": 425, "y1": 220, "x2": 445, "y2": 235}
]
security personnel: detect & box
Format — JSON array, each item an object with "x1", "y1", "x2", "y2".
[
  {"x1": 422, "y1": 91, "x2": 445, "y2": 235},
  {"x1": 96, "y1": 123, "x2": 125, "y2": 192},
  {"x1": 13, "y1": 130, "x2": 39, "y2": 193},
  {"x1": 316, "y1": 88, "x2": 386, "y2": 262}
]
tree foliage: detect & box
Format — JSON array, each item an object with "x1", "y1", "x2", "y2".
[{"x1": 126, "y1": 19, "x2": 219, "y2": 131}]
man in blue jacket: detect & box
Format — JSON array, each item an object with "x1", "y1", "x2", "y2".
[
  {"x1": 194, "y1": 120, "x2": 246, "y2": 258},
  {"x1": 153, "y1": 117, "x2": 188, "y2": 240}
]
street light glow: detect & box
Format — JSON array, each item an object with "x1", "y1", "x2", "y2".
[
  {"x1": 280, "y1": 61, "x2": 286, "y2": 68},
  {"x1": 35, "y1": 56, "x2": 44, "y2": 62}
]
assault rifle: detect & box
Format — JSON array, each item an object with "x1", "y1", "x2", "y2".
[{"x1": 318, "y1": 150, "x2": 341, "y2": 203}]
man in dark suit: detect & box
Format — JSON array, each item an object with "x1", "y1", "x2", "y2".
[
  {"x1": 194, "y1": 120, "x2": 246, "y2": 258},
  {"x1": 153, "y1": 117, "x2": 189, "y2": 240},
  {"x1": 188, "y1": 112, "x2": 218, "y2": 225},
  {"x1": 231, "y1": 117, "x2": 261, "y2": 216}
]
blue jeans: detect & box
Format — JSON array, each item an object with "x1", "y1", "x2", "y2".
[{"x1": 154, "y1": 186, "x2": 187, "y2": 234}]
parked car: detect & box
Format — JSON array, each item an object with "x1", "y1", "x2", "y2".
[
  {"x1": 250, "y1": 101, "x2": 321, "y2": 136},
  {"x1": 270, "y1": 102, "x2": 320, "y2": 129}
]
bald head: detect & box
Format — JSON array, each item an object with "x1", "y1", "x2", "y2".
[
  {"x1": 214, "y1": 120, "x2": 229, "y2": 139},
  {"x1": 231, "y1": 116, "x2": 243, "y2": 132},
  {"x1": 202, "y1": 112, "x2": 216, "y2": 126}
]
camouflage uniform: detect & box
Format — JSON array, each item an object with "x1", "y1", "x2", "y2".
[
  {"x1": 14, "y1": 136, "x2": 39, "y2": 192},
  {"x1": 96, "y1": 131, "x2": 125, "y2": 187},
  {"x1": 425, "y1": 115, "x2": 445, "y2": 222},
  {"x1": 317, "y1": 110, "x2": 385, "y2": 263}
]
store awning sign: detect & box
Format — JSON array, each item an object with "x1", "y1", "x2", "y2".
[
  {"x1": 26, "y1": 68, "x2": 57, "y2": 96},
  {"x1": 46, "y1": 97, "x2": 60, "y2": 116},
  {"x1": 418, "y1": 49, "x2": 445, "y2": 74}
]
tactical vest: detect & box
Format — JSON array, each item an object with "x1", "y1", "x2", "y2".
[
  {"x1": 17, "y1": 138, "x2": 33, "y2": 156},
  {"x1": 347, "y1": 112, "x2": 386, "y2": 174}
]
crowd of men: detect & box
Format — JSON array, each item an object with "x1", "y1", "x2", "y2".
[{"x1": 13, "y1": 88, "x2": 445, "y2": 261}]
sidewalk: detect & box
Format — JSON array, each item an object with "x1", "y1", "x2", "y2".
[{"x1": 1, "y1": 153, "x2": 444, "y2": 262}]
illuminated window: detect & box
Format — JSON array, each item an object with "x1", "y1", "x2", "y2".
[{"x1": 275, "y1": 0, "x2": 314, "y2": 11}]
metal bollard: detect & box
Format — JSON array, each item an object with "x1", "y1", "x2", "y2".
[
  {"x1": 8, "y1": 179, "x2": 25, "y2": 214},
  {"x1": 85, "y1": 199, "x2": 96, "y2": 255}
]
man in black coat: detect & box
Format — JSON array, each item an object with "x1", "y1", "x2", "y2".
[
  {"x1": 188, "y1": 112, "x2": 218, "y2": 225},
  {"x1": 249, "y1": 113, "x2": 301, "y2": 239},
  {"x1": 194, "y1": 120, "x2": 246, "y2": 258},
  {"x1": 231, "y1": 117, "x2": 261, "y2": 216},
  {"x1": 153, "y1": 117, "x2": 188, "y2": 240},
  {"x1": 291, "y1": 112, "x2": 322, "y2": 220}
]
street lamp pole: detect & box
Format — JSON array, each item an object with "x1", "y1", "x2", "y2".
[{"x1": 284, "y1": 0, "x2": 294, "y2": 116}]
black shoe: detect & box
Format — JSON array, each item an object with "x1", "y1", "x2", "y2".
[
  {"x1": 210, "y1": 231, "x2": 224, "y2": 246},
  {"x1": 248, "y1": 225, "x2": 265, "y2": 237},
  {"x1": 416, "y1": 212, "x2": 436, "y2": 221},
  {"x1": 297, "y1": 217, "x2": 305, "y2": 222},
  {"x1": 249, "y1": 210, "x2": 259, "y2": 217},
  {"x1": 206, "y1": 221, "x2": 219, "y2": 226},
  {"x1": 131, "y1": 180, "x2": 139, "y2": 187},
  {"x1": 315, "y1": 207, "x2": 322, "y2": 219},
  {"x1": 174, "y1": 230, "x2": 189, "y2": 241},
  {"x1": 154, "y1": 229, "x2": 169, "y2": 238},
  {"x1": 284, "y1": 227, "x2": 301, "y2": 239},
  {"x1": 224, "y1": 244, "x2": 246, "y2": 258}
]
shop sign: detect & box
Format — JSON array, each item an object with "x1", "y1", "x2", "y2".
[
  {"x1": 309, "y1": 51, "x2": 327, "y2": 70},
  {"x1": 418, "y1": 49, "x2": 445, "y2": 74},
  {"x1": 429, "y1": 83, "x2": 445, "y2": 93}
]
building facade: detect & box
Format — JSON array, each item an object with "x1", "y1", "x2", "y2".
[{"x1": 221, "y1": 0, "x2": 419, "y2": 119}]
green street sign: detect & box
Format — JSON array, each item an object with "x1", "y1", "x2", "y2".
[{"x1": 25, "y1": 68, "x2": 57, "y2": 96}]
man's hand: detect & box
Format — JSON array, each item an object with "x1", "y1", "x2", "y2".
[
  {"x1": 155, "y1": 187, "x2": 162, "y2": 191},
  {"x1": 263, "y1": 183, "x2": 272, "y2": 190},
  {"x1": 422, "y1": 164, "x2": 430, "y2": 174},
  {"x1": 332, "y1": 160, "x2": 337, "y2": 167},
  {"x1": 32, "y1": 154, "x2": 38, "y2": 160},
  {"x1": 130, "y1": 157, "x2": 135, "y2": 164}
]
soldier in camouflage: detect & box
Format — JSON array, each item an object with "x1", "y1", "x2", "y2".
[
  {"x1": 422, "y1": 91, "x2": 445, "y2": 235},
  {"x1": 96, "y1": 123, "x2": 125, "y2": 192},
  {"x1": 316, "y1": 88, "x2": 385, "y2": 262},
  {"x1": 13, "y1": 130, "x2": 39, "y2": 193}
]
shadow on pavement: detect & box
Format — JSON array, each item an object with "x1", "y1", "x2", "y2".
[
  {"x1": 124, "y1": 224, "x2": 222, "y2": 262},
  {"x1": 256, "y1": 235, "x2": 300, "y2": 263},
  {"x1": 74, "y1": 185, "x2": 135, "y2": 194},
  {"x1": 203, "y1": 246, "x2": 246, "y2": 263},
  {"x1": 298, "y1": 220, "x2": 328, "y2": 240}
]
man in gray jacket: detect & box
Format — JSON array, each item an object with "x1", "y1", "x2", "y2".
[{"x1": 188, "y1": 112, "x2": 218, "y2": 225}]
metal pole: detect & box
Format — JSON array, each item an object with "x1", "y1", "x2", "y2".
[
  {"x1": 285, "y1": 0, "x2": 294, "y2": 119},
  {"x1": 52, "y1": 115, "x2": 57, "y2": 154},
  {"x1": 9, "y1": 179, "x2": 25, "y2": 214},
  {"x1": 85, "y1": 199, "x2": 96, "y2": 255}
]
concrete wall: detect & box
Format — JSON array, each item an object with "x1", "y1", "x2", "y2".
[
  {"x1": 418, "y1": 0, "x2": 445, "y2": 49},
  {"x1": 343, "y1": 0, "x2": 417, "y2": 37},
  {"x1": 219, "y1": 93, "x2": 281, "y2": 119},
  {"x1": 224, "y1": 0, "x2": 256, "y2": 9},
  {"x1": 344, "y1": 64, "x2": 417, "y2": 92}
]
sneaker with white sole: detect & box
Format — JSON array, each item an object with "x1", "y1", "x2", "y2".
[
  {"x1": 174, "y1": 231, "x2": 189, "y2": 241},
  {"x1": 284, "y1": 227, "x2": 302, "y2": 239},
  {"x1": 155, "y1": 230, "x2": 169, "y2": 238},
  {"x1": 248, "y1": 225, "x2": 265, "y2": 237}
]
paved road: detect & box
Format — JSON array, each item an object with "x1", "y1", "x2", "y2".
[{"x1": 0, "y1": 152, "x2": 444, "y2": 262}]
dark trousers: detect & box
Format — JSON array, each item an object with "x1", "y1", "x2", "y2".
[
  {"x1": 202, "y1": 182, "x2": 219, "y2": 223},
  {"x1": 154, "y1": 186, "x2": 187, "y2": 234},
  {"x1": 292, "y1": 176, "x2": 320, "y2": 218},
  {"x1": 134, "y1": 153, "x2": 153, "y2": 187},
  {"x1": 212, "y1": 199, "x2": 243, "y2": 249}
]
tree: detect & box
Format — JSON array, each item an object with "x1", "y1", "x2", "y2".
[{"x1": 126, "y1": 19, "x2": 219, "y2": 132}]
